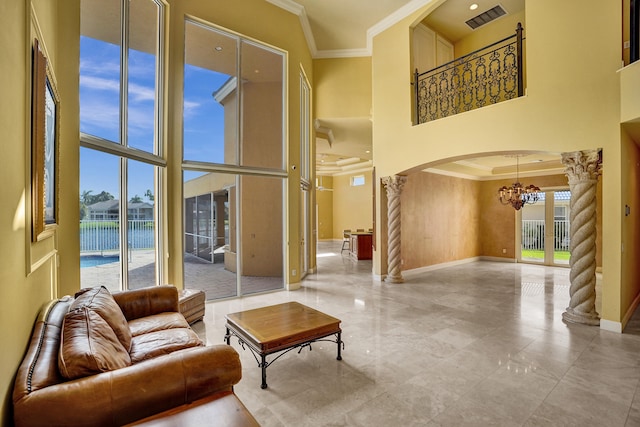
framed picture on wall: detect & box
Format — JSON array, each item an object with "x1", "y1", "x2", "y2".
[{"x1": 31, "y1": 38, "x2": 59, "y2": 241}]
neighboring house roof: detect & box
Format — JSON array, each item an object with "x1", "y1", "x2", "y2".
[
  {"x1": 87, "y1": 200, "x2": 119, "y2": 211},
  {"x1": 87, "y1": 200, "x2": 154, "y2": 211},
  {"x1": 128, "y1": 202, "x2": 154, "y2": 210}
]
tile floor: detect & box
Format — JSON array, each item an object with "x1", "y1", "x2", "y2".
[{"x1": 193, "y1": 241, "x2": 640, "y2": 426}]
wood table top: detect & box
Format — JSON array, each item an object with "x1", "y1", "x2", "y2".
[{"x1": 225, "y1": 302, "x2": 341, "y2": 353}]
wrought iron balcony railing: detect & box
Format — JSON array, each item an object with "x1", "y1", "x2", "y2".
[{"x1": 414, "y1": 23, "x2": 524, "y2": 124}]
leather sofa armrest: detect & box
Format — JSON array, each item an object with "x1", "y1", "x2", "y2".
[
  {"x1": 113, "y1": 285, "x2": 179, "y2": 321},
  {"x1": 13, "y1": 345, "x2": 241, "y2": 427}
]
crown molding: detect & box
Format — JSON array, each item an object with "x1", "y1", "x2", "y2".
[
  {"x1": 265, "y1": 0, "x2": 317, "y2": 56},
  {"x1": 268, "y1": 0, "x2": 437, "y2": 59},
  {"x1": 265, "y1": 0, "x2": 303, "y2": 15},
  {"x1": 366, "y1": 0, "x2": 436, "y2": 54}
]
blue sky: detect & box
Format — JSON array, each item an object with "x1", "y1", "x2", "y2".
[{"x1": 80, "y1": 35, "x2": 228, "y2": 202}]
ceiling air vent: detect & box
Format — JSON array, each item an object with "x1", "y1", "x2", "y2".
[{"x1": 465, "y1": 5, "x2": 507, "y2": 30}]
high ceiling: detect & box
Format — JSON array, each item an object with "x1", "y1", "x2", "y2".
[{"x1": 268, "y1": 0, "x2": 546, "y2": 179}]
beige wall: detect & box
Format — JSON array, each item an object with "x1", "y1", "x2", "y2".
[
  {"x1": 372, "y1": 1, "x2": 623, "y2": 324},
  {"x1": 332, "y1": 171, "x2": 373, "y2": 239},
  {"x1": 1, "y1": 1, "x2": 80, "y2": 424},
  {"x1": 316, "y1": 176, "x2": 334, "y2": 240},
  {"x1": 401, "y1": 172, "x2": 481, "y2": 269},
  {"x1": 313, "y1": 57, "x2": 372, "y2": 119},
  {"x1": 312, "y1": 56, "x2": 373, "y2": 242}
]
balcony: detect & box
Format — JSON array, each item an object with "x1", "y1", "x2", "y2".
[{"x1": 414, "y1": 23, "x2": 525, "y2": 124}]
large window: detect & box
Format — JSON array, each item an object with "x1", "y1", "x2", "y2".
[
  {"x1": 80, "y1": 0, "x2": 165, "y2": 292},
  {"x1": 183, "y1": 19, "x2": 286, "y2": 300}
]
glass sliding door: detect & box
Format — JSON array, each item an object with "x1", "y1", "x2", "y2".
[
  {"x1": 519, "y1": 190, "x2": 571, "y2": 266},
  {"x1": 552, "y1": 191, "x2": 571, "y2": 265},
  {"x1": 184, "y1": 172, "x2": 237, "y2": 299},
  {"x1": 521, "y1": 194, "x2": 545, "y2": 263},
  {"x1": 182, "y1": 18, "x2": 286, "y2": 300}
]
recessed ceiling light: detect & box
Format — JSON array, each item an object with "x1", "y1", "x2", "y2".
[
  {"x1": 214, "y1": 46, "x2": 223, "y2": 51},
  {"x1": 365, "y1": 150, "x2": 370, "y2": 154},
  {"x1": 470, "y1": 3, "x2": 479, "y2": 10}
]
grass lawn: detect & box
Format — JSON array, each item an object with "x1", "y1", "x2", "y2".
[{"x1": 521, "y1": 250, "x2": 570, "y2": 260}]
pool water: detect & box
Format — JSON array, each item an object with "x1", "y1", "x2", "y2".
[{"x1": 80, "y1": 255, "x2": 119, "y2": 268}]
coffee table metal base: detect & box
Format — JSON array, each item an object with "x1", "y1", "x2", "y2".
[{"x1": 225, "y1": 327, "x2": 343, "y2": 389}]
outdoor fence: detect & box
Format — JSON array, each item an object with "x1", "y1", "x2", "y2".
[
  {"x1": 522, "y1": 220, "x2": 570, "y2": 251},
  {"x1": 80, "y1": 220, "x2": 155, "y2": 252}
]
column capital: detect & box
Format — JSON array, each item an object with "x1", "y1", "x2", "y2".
[
  {"x1": 381, "y1": 175, "x2": 407, "y2": 196},
  {"x1": 561, "y1": 149, "x2": 602, "y2": 184}
]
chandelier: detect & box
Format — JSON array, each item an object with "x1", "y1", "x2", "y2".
[{"x1": 498, "y1": 155, "x2": 540, "y2": 210}]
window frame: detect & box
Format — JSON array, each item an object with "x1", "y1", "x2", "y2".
[
  {"x1": 79, "y1": 0, "x2": 167, "y2": 290},
  {"x1": 181, "y1": 17, "x2": 288, "y2": 298}
]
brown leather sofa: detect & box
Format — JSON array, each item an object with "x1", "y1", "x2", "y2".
[{"x1": 13, "y1": 285, "x2": 243, "y2": 427}]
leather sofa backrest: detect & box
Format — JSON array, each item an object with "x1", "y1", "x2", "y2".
[
  {"x1": 113, "y1": 285, "x2": 178, "y2": 321},
  {"x1": 13, "y1": 297, "x2": 72, "y2": 398}
]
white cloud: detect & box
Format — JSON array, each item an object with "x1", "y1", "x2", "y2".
[
  {"x1": 80, "y1": 75, "x2": 120, "y2": 92},
  {"x1": 80, "y1": 58, "x2": 120, "y2": 76},
  {"x1": 128, "y1": 83, "x2": 155, "y2": 102},
  {"x1": 183, "y1": 100, "x2": 201, "y2": 117},
  {"x1": 127, "y1": 105, "x2": 155, "y2": 137},
  {"x1": 81, "y1": 76, "x2": 155, "y2": 104}
]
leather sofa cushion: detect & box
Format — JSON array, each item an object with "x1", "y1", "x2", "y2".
[
  {"x1": 73, "y1": 286, "x2": 132, "y2": 350},
  {"x1": 129, "y1": 328, "x2": 204, "y2": 364},
  {"x1": 58, "y1": 306, "x2": 132, "y2": 379},
  {"x1": 128, "y1": 312, "x2": 190, "y2": 337},
  {"x1": 58, "y1": 286, "x2": 133, "y2": 379}
]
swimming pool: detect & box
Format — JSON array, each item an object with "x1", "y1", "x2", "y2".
[{"x1": 80, "y1": 255, "x2": 119, "y2": 268}]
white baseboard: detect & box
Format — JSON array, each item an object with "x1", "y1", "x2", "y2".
[
  {"x1": 480, "y1": 256, "x2": 517, "y2": 263},
  {"x1": 402, "y1": 257, "x2": 482, "y2": 280},
  {"x1": 600, "y1": 319, "x2": 622, "y2": 333}
]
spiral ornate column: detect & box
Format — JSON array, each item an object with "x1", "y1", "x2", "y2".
[
  {"x1": 382, "y1": 175, "x2": 407, "y2": 283},
  {"x1": 561, "y1": 149, "x2": 602, "y2": 326}
]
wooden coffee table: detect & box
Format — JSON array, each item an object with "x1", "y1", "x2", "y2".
[{"x1": 224, "y1": 302, "x2": 343, "y2": 389}]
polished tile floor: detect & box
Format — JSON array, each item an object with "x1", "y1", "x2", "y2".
[{"x1": 193, "y1": 241, "x2": 640, "y2": 426}]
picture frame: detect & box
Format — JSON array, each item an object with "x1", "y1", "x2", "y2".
[{"x1": 31, "y1": 38, "x2": 59, "y2": 241}]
